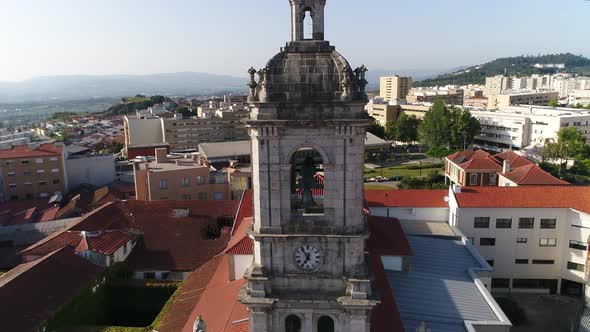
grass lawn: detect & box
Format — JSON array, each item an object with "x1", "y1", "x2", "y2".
[{"x1": 364, "y1": 166, "x2": 443, "y2": 179}]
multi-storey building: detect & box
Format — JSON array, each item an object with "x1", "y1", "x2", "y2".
[
  {"x1": 365, "y1": 98, "x2": 400, "y2": 125},
  {"x1": 133, "y1": 148, "x2": 229, "y2": 201},
  {"x1": 0, "y1": 143, "x2": 65, "y2": 201},
  {"x1": 487, "y1": 91, "x2": 559, "y2": 109},
  {"x1": 407, "y1": 86, "x2": 464, "y2": 105},
  {"x1": 379, "y1": 75, "x2": 412, "y2": 101}
]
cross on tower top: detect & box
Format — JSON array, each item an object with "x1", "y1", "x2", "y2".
[{"x1": 289, "y1": 0, "x2": 327, "y2": 41}]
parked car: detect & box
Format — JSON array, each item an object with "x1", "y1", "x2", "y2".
[{"x1": 389, "y1": 176, "x2": 403, "y2": 181}]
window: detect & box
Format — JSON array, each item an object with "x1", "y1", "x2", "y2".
[
  {"x1": 539, "y1": 238, "x2": 557, "y2": 247},
  {"x1": 569, "y1": 240, "x2": 587, "y2": 251},
  {"x1": 51, "y1": 168, "x2": 59, "y2": 173},
  {"x1": 214, "y1": 192, "x2": 224, "y2": 201},
  {"x1": 515, "y1": 259, "x2": 529, "y2": 264},
  {"x1": 5, "y1": 160, "x2": 13, "y2": 166},
  {"x1": 197, "y1": 192, "x2": 207, "y2": 200},
  {"x1": 480, "y1": 238, "x2": 496, "y2": 246},
  {"x1": 39, "y1": 181, "x2": 46, "y2": 186},
  {"x1": 567, "y1": 261, "x2": 585, "y2": 272},
  {"x1": 23, "y1": 170, "x2": 32, "y2": 176},
  {"x1": 143, "y1": 272, "x2": 156, "y2": 279},
  {"x1": 21, "y1": 160, "x2": 29, "y2": 165},
  {"x1": 8, "y1": 184, "x2": 16, "y2": 188},
  {"x1": 196, "y1": 176, "x2": 206, "y2": 185},
  {"x1": 181, "y1": 177, "x2": 190, "y2": 187},
  {"x1": 517, "y1": 238, "x2": 528, "y2": 243},
  {"x1": 35, "y1": 158, "x2": 44, "y2": 164},
  {"x1": 474, "y1": 217, "x2": 490, "y2": 228},
  {"x1": 469, "y1": 173, "x2": 478, "y2": 185},
  {"x1": 7, "y1": 172, "x2": 15, "y2": 177},
  {"x1": 182, "y1": 194, "x2": 192, "y2": 200},
  {"x1": 532, "y1": 259, "x2": 554, "y2": 264},
  {"x1": 489, "y1": 173, "x2": 498, "y2": 185},
  {"x1": 159, "y1": 179, "x2": 168, "y2": 190},
  {"x1": 52, "y1": 179, "x2": 60, "y2": 185},
  {"x1": 39, "y1": 193, "x2": 49, "y2": 198},
  {"x1": 492, "y1": 278, "x2": 510, "y2": 288},
  {"x1": 486, "y1": 259, "x2": 495, "y2": 267},
  {"x1": 496, "y1": 218, "x2": 512, "y2": 229},
  {"x1": 540, "y1": 218, "x2": 556, "y2": 229},
  {"x1": 49, "y1": 157, "x2": 58, "y2": 162},
  {"x1": 24, "y1": 182, "x2": 32, "y2": 186},
  {"x1": 519, "y1": 217, "x2": 534, "y2": 229},
  {"x1": 37, "y1": 169, "x2": 45, "y2": 174},
  {"x1": 285, "y1": 315, "x2": 302, "y2": 332}
]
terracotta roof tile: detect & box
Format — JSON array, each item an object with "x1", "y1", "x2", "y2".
[
  {"x1": 0, "y1": 247, "x2": 104, "y2": 332},
  {"x1": 232, "y1": 190, "x2": 253, "y2": 235},
  {"x1": 459, "y1": 157, "x2": 502, "y2": 171},
  {"x1": 500, "y1": 164, "x2": 570, "y2": 186},
  {"x1": 454, "y1": 186, "x2": 590, "y2": 214},
  {"x1": 494, "y1": 150, "x2": 533, "y2": 168},
  {"x1": 365, "y1": 190, "x2": 448, "y2": 208},
  {"x1": 82, "y1": 230, "x2": 136, "y2": 255},
  {"x1": 226, "y1": 217, "x2": 253, "y2": 255},
  {"x1": 0, "y1": 143, "x2": 63, "y2": 159}
]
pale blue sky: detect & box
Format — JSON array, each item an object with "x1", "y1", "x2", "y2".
[{"x1": 1, "y1": 0, "x2": 588, "y2": 81}]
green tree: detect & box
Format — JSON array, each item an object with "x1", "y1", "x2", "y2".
[
  {"x1": 449, "y1": 108, "x2": 481, "y2": 149},
  {"x1": 547, "y1": 98, "x2": 559, "y2": 107},
  {"x1": 109, "y1": 141, "x2": 124, "y2": 154},
  {"x1": 425, "y1": 146, "x2": 450, "y2": 161},
  {"x1": 150, "y1": 95, "x2": 166, "y2": 104},
  {"x1": 418, "y1": 98, "x2": 450, "y2": 148},
  {"x1": 174, "y1": 106, "x2": 194, "y2": 118},
  {"x1": 387, "y1": 113, "x2": 420, "y2": 143},
  {"x1": 367, "y1": 122, "x2": 386, "y2": 139},
  {"x1": 542, "y1": 127, "x2": 589, "y2": 175}
]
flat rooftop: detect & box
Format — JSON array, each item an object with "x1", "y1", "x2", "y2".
[
  {"x1": 399, "y1": 220, "x2": 458, "y2": 238},
  {"x1": 385, "y1": 236, "x2": 504, "y2": 331}
]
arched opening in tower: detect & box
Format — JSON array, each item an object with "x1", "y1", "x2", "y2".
[
  {"x1": 285, "y1": 315, "x2": 302, "y2": 332},
  {"x1": 290, "y1": 147, "x2": 324, "y2": 214},
  {"x1": 303, "y1": 9, "x2": 313, "y2": 40},
  {"x1": 318, "y1": 316, "x2": 335, "y2": 332}
]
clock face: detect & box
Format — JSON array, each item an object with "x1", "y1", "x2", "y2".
[{"x1": 295, "y1": 244, "x2": 322, "y2": 271}]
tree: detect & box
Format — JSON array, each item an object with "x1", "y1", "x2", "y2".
[
  {"x1": 367, "y1": 122, "x2": 386, "y2": 139},
  {"x1": 425, "y1": 146, "x2": 450, "y2": 161},
  {"x1": 109, "y1": 141, "x2": 124, "y2": 154},
  {"x1": 150, "y1": 95, "x2": 166, "y2": 104},
  {"x1": 542, "y1": 127, "x2": 589, "y2": 175},
  {"x1": 448, "y1": 108, "x2": 481, "y2": 150},
  {"x1": 547, "y1": 98, "x2": 559, "y2": 107},
  {"x1": 418, "y1": 98, "x2": 450, "y2": 148},
  {"x1": 387, "y1": 113, "x2": 420, "y2": 143},
  {"x1": 174, "y1": 106, "x2": 194, "y2": 118}
]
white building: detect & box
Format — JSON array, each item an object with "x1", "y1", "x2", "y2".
[
  {"x1": 467, "y1": 105, "x2": 590, "y2": 150},
  {"x1": 570, "y1": 89, "x2": 590, "y2": 107},
  {"x1": 366, "y1": 186, "x2": 590, "y2": 296}
]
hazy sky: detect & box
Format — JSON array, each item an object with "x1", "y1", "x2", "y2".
[{"x1": 1, "y1": 0, "x2": 589, "y2": 81}]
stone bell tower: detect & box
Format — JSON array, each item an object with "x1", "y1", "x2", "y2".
[{"x1": 240, "y1": 1, "x2": 377, "y2": 331}]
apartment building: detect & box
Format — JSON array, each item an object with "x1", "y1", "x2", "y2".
[
  {"x1": 133, "y1": 148, "x2": 229, "y2": 201},
  {"x1": 366, "y1": 185, "x2": 590, "y2": 296},
  {"x1": 487, "y1": 91, "x2": 559, "y2": 109},
  {"x1": 570, "y1": 89, "x2": 590, "y2": 106},
  {"x1": 407, "y1": 87, "x2": 464, "y2": 105},
  {"x1": 0, "y1": 143, "x2": 65, "y2": 201},
  {"x1": 485, "y1": 74, "x2": 559, "y2": 96},
  {"x1": 448, "y1": 186, "x2": 590, "y2": 295},
  {"x1": 379, "y1": 76, "x2": 412, "y2": 101},
  {"x1": 365, "y1": 98, "x2": 400, "y2": 125},
  {"x1": 124, "y1": 112, "x2": 249, "y2": 151}
]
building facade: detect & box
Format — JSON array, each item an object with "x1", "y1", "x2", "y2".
[
  {"x1": 487, "y1": 91, "x2": 559, "y2": 109},
  {"x1": 239, "y1": 1, "x2": 377, "y2": 330},
  {"x1": 379, "y1": 75, "x2": 412, "y2": 101},
  {"x1": 0, "y1": 143, "x2": 66, "y2": 201},
  {"x1": 133, "y1": 148, "x2": 229, "y2": 201},
  {"x1": 365, "y1": 99, "x2": 400, "y2": 126},
  {"x1": 407, "y1": 87, "x2": 464, "y2": 105}
]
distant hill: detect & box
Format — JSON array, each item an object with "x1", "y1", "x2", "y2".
[
  {"x1": 414, "y1": 53, "x2": 590, "y2": 87},
  {"x1": 0, "y1": 72, "x2": 246, "y2": 103}
]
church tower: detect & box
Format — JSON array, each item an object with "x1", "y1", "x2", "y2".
[{"x1": 240, "y1": 1, "x2": 377, "y2": 331}]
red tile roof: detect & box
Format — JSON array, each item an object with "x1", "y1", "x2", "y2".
[
  {"x1": 367, "y1": 216, "x2": 409, "y2": 331},
  {"x1": 0, "y1": 247, "x2": 104, "y2": 332},
  {"x1": 459, "y1": 157, "x2": 502, "y2": 171},
  {"x1": 0, "y1": 143, "x2": 63, "y2": 159},
  {"x1": 365, "y1": 190, "x2": 449, "y2": 208},
  {"x1": 446, "y1": 150, "x2": 476, "y2": 164},
  {"x1": 225, "y1": 217, "x2": 253, "y2": 255},
  {"x1": 157, "y1": 255, "x2": 225, "y2": 332},
  {"x1": 500, "y1": 164, "x2": 570, "y2": 186},
  {"x1": 232, "y1": 190, "x2": 253, "y2": 235},
  {"x1": 454, "y1": 186, "x2": 590, "y2": 214},
  {"x1": 181, "y1": 254, "x2": 248, "y2": 332},
  {"x1": 494, "y1": 150, "x2": 533, "y2": 168},
  {"x1": 75, "y1": 230, "x2": 136, "y2": 255},
  {"x1": 39, "y1": 206, "x2": 60, "y2": 222},
  {"x1": 368, "y1": 216, "x2": 413, "y2": 257}
]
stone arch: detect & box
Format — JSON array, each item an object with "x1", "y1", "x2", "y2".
[
  {"x1": 282, "y1": 313, "x2": 304, "y2": 332},
  {"x1": 285, "y1": 143, "x2": 330, "y2": 165},
  {"x1": 289, "y1": 146, "x2": 326, "y2": 214},
  {"x1": 301, "y1": 6, "x2": 314, "y2": 40},
  {"x1": 313, "y1": 314, "x2": 338, "y2": 332}
]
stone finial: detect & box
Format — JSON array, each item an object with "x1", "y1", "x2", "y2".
[
  {"x1": 247, "y1": 67, "x2": 258, "y2": 102},
  {"x1": 258, "y1": 67, "x2": 270, "y2": 102},
  {"x1": 354, "y1": 65, "x2": 368, "y2": 97},
  {"x1": 193, "y1": 315, "x2": 207, "y2": 332}
]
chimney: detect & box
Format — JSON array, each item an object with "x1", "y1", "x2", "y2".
[
  {"x1": 155, "y1": 148, "x2": 168, "y2": 163},
  {"x1": 503, "y1": 160, "x2": 511, "y2": 174},
  {"x1": 453, "y1": 184, "x2": 462, "y2": 194}
]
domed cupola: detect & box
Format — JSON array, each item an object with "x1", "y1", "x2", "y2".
[{"x1": 247, "y1": 0, "x2": 368, "y2": 105}]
